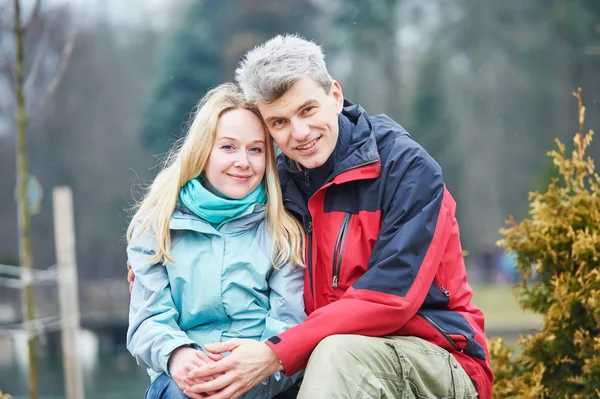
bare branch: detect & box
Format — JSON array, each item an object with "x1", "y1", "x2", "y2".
[
  {"x1": 24, "y1": 14, "x2": 51, "y2": 93},
  {"x1": 22, "y1": 0, "x2": 41, "y2": 32},
  {"x1": 28, "y1": 27, "x2": 76, "y2": 118},
  {"x1": 0, "y1": 0, "x2": 40, "y2": 33}
]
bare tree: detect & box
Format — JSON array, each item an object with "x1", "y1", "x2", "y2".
[{"x1": 1, "y1": 0, "x2": 76, "y2": 397}]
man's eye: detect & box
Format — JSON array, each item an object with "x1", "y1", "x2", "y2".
[
  {"x1": 303, "y1": 107, "x2": 314, "y2": 114},
  {"x1": 272, "y1": 119, "x2": 284, "y2": 127}
]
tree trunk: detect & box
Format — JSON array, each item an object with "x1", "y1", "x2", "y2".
[{"x1": 13, "y1": 0, "x2": 39, "y2": 397}]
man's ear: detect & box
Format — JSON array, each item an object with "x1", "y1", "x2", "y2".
[{"x1": 330, "y1": 80, "x2": 344, "y2": 114}]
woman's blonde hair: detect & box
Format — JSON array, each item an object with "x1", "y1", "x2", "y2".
[{"x1": 126, "y1": 83, "x2": 304, "y2": 268}]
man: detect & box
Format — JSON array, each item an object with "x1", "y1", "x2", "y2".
[{"x1": 129, "y1": 35, "x2": 493, "y2": 399}]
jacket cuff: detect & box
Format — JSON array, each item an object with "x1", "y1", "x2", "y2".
[{"x1": 266, "y1": 335, "x2": 303, "y2": 376}]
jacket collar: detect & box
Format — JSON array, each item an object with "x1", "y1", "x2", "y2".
[{"x1": 169, "y1": 204, "x2": 265, "y2": 234}]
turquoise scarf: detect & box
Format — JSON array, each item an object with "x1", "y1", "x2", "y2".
[{"x1": 179, "y1": 178, "x2": 266, "y2": 225}]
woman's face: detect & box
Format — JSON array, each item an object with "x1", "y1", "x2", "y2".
[{"x1": 203, "y1": 108, "x2": 267, "y2": 199}]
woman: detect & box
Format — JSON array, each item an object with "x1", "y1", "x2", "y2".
[{"x1": 126, "y1": 83, "x2": 305, "y2": 399}]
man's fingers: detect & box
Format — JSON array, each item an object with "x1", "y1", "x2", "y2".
[
  {"x1": 190, "y1": 358, "x2": 207, "y2": 371},
  {"x1": 181, "y1": 376, "x2": 196, "y2": 386},
  {"x1": 190, "y1": 352, "x2": 210, "y2": 368},
  {"x1": 203, "y1": 339, "x2": 240, "y2": 355},
  {"x1": 175, "y1": 374, "x2": 210, "y2": 399},
  {"x1": 188, "y1": 372, "x2": 237, "y2": 394},
  {"x1": 196, "y1": 350, "x2": 216, "y2": 364},
  {"x1": 183, "y1": 376, "x2": 219, "y2": 396},
  {"x1": 207, "y1": 352, "x2": 224, "y2": 362},
  {"x1": 188, "y1": 360, "x2": 230, "y2": 379},
  {"x1": 201, "y1": 381, "x2": 243, "y2": 399},
  {"x1": 196, "y1": 350, "x2": 224, "y2": 369},
  {"x1": 189, "y1": 354, "x2": 221, "y2": 387}
]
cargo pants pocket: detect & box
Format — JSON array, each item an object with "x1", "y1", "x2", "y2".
[{"x1": 389, "y1": 336, "x2": 477, "y2": 399}]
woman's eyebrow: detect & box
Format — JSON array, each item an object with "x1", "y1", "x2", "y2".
[{"x1": 217, "y1": 137, "x2": 265, "y2": 145}]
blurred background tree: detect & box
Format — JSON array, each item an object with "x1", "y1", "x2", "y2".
[
  {"x1": 142, "y1": 0, "x2": 318, "y2": 154},
  {"x1": 490, "y1": 89, "x2": 600, "y2": 398}
]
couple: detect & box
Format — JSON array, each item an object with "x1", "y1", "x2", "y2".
[{"x1": 126, "y1": 35, "x2": 493, "y2": 399}]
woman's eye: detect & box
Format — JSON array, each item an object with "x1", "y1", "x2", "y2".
[
  {"x1": 221, "y1": 145, "x2": 234, "y2": 150},
  {"x1": 250, "y1": 147, "x2": 264, "y2": 153}
]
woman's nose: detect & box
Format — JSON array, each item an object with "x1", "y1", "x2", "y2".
[{"x1": 234, "y1": 153, "x2": 250, "y2": 168}]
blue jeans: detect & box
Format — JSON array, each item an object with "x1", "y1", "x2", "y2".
[
  {"x1": 146, "y1": 371, "x2": 302, "y2": 399},
  {"x1": 145, "y1": 374, "x2": 188, "y2": 399}
]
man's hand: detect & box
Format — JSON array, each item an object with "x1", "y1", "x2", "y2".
[
  {"x1": 169, "y1": 347, "x2": 222, "y2": 399},
  {"x1": 127, "y1": 260, "x2": 135, "y2": 293},
  {"x1": 186, "y1": 339, "x2": 283, "y2": 399}
]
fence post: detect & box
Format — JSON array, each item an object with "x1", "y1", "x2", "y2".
[{"x1": 53, "y1": 186, "x2": 85, "y2": 399}]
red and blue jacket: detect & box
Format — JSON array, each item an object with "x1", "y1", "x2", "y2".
[{"x1": 266, "y1": 101, "x2": 493, "y2": 399}]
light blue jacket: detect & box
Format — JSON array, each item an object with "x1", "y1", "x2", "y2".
[{"x1": 126, "y1": 204, "x2": 305, "y2": 390}]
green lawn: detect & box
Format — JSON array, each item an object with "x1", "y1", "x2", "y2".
[{"x1": 471, "y1": 284, "x2": 542, "y2": 333}]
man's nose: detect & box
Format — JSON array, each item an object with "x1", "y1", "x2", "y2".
[{"x1": 290, "y1": 118, "x2": 310, "y2": 141}]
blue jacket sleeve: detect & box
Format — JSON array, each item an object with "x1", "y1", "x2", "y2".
[
  {"x1": 126, "y1": 230, "x2": 199, "y2": 375},
  {"x1": 260, "y1": 261, "x2": 306, "y2": 341}
]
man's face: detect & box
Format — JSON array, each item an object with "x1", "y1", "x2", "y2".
[{"x1": 258, "y1": 77, "x2": 344, "y2": 170}]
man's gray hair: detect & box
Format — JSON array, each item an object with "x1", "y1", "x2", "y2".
[{"x1": 235, "y1": 34, "x2": 333, "y2": 104}]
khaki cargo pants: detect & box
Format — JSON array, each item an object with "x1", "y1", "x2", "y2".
[{"x1": 296, "y1": 335, "x2": 478, "y2": 399}]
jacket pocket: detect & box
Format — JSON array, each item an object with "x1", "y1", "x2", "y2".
[{"x1": 419, "y1": 313, "x2": 468, "y2": 353}]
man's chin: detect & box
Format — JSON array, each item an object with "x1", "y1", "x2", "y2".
[{"x1": 297, "y1": 155, "x2": 327, "y2": 170}]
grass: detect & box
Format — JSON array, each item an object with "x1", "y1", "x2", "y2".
[{"x1": 470, "y1": 284, "x2": 542, "y2": 333}]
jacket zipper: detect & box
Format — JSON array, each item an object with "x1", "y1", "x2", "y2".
[
  {"x1": 283, "y1": 158, "x2": 379, "y2": 300},
  {"x1": 419, "y1": 313, "x2": 466, "y2": 353},
  {"x1": 435, "y1": 272, "x2": 451, "y2": 297},
  {"x1": 309, "y1": 159, "x2": 376, "y2": 292},
  {"x1": 332, "y1": 212, "x2": 351, "y2": 288},
  {"x1": 440, "y1": 285, "x2": 450, "y2": 297},
  {"x1": 306, "y1": 219, "x2": 314, "y2": 296}
]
